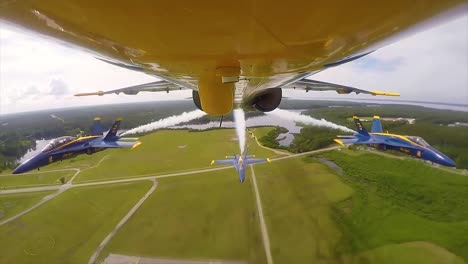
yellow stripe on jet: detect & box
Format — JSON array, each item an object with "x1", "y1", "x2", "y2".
[
  {"x1": 371, "y1": 132, "x2": 428, "y2": 150},
  {"x1": 45, "y1": 135, "x2": 101, "y2": 153}
]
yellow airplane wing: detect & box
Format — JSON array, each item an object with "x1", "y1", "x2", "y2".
[
  {"x1": 282, "y1": 79, "x2": 400, "y2": 97},
  {"x1": 74, "y1": 80, "x2": 187, "y2": 97}
]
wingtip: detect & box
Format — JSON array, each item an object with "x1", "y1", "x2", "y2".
[
  {"x1": 373, "y1": 115, "x2": 380, "y2": 119},
  {"x1": 131, "y1": 142, "x2": 142, "y2": 150},
  {"x1": 352, "y1": 115, "x2": 359, "y2": 119},
  {"x1": 210, "y1": 160, "x2": 215, "y2": 166},
  {"x1": 333, "y1": 139, "x2": 345, "y2": 146},
  {"x1": 267, "y1": 158, "x2": 271, "y2": 163},
  {"x1": 74, "y1": 91, "x2": 104, "y2": 97},
  {"x1": 94, "y1": 117, "x2": 101, "y2": 121},
  {"x1": 370, "y1": 90, "x2": 400, "y2": 97}
]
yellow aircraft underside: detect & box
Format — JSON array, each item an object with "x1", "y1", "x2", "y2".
[{"x1": 0, "y1": 1, "x2": 466, "y2": 114}]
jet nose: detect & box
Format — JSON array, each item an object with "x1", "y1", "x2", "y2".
[
  {"x1": 441, "y1": 157, "x2": 456, "y2": 167},
  {"x1": 434, "y1": 153, "x2": 456, "y2": 167},
  {"x1": 12, "y1": 163, "x2": 29, "y2": 174},
  {"x1": 12, "y1": 156, "x2": 42, "y2": 174}
]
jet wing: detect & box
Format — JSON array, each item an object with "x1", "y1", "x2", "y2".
[
  {"x1": 74, "y1": 80, "x2": 187, "y2": 97},
  {"x1": 246, "y1": 158, "x2": 271, "y2": 165},
  {"x1": 90, "y1": 140, "x2": 142, "y2": 149},
  {"x1": 282, "y1": 79, "x2": 400, "y2": 97},
  {"x1": 211, "y1": 159, "x2": 235, "y2": 165}
]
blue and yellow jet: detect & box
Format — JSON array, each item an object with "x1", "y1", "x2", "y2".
[
  {"x1": 211, "y1": 149, "x2": 271, "y2": 182},
  {"x1": 13, "y1": 118, "x2": 141, "y2": 174},
  {"x1": 334, "y1": 116, "x2": 456, "y2": 167}
]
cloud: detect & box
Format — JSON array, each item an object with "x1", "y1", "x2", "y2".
[
  {"x1": 354, "y1": 56, "x2": 405, "y2": 72},
  {"x1": 48, "y1": 78, "x2": 70, "y2": 96}
]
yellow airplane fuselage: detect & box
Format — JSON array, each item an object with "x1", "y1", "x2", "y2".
[{"x1": 0, "y1": 1, "x2": 466, "y2": 114}]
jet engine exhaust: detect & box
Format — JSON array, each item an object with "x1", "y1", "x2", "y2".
[
  {"x1": 233, "y1": 109, "x2": 246, "y2": 153},
  {"x1": 122, "y1": 109, "x2": 206, "y2": 135},
  {"x1": 266, "y1": 108, "x2": 355, "y2": 133}
]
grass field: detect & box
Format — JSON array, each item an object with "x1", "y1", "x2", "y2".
[
  {"x1": 0, "y1": 191, "x2": 54, "y2": 221},
  {"x1": 0, "y1": 170, "x2": 75, "y2": 189},
  {"x1": 0, "y1": 181, "x2": 152, "y2": 264},
  {"x1": 75, "y1": 129, "x2": 276, "y2": 182},
  {"x1": 99, "y1": 170, "x2": 266, "y2": 263},
  {"x1": 321, "y1": 149, "x2": 468, "y2": 262},
  {"x1": 254, "y1": 157, "x2": 354, "y2": 263},
  {"x1": 1, "y1": 128, "x2": 467, "y2": 263}
]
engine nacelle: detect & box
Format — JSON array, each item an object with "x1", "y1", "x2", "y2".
[{"x1": 251, "y1": 88, "x2": 282, "y2": 112}]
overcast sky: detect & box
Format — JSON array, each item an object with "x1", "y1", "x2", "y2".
[{"x1": 0, "y1": 15, "x2": 467, "y2": 115}]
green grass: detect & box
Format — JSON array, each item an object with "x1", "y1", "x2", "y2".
[
  {"x1": 350, "y1": 241, "x2": 465, "y2": 264},
  {"x1": 0, "y1": 181, "x2": 152, "y2": 264},
  {"x1": 250, "y1": 127, "x2": 275, "y2": 140},
  {"x1": 253, "y1": 157, "x2": 353, "y2": 263},
  {"x1": 0, "y1": 171, "x2": 75, "y2": 189},
  {"x1": 321, "y1": 150, "x2": 468, "y2": 262},
  {"x1": 75, "y1": 129, "x2": 276, "y2": 182},
  {"x1": 0, "y1": 191, "x2": 54, "y2": 221},
  {"x1": 100, "y1": 171, "x2": 266, "y2": 264}
]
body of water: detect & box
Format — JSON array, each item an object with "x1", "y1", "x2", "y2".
[{"x1": 172, "y1": 111, "x2": 306, "y2": 146}]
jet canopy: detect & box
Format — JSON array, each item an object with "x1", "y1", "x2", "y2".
[
  {"x1": 406, "y1": 136, "x2": 430, "y2": 147},
  {"x1": 42, "y1": 136, "x2": 76, "y2": 152}
]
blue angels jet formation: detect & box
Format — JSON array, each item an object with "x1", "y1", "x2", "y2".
[
  {"x1": 13, "y1": 118, "x2": 141, "y2": 174},
  {"x1": 211, "y1": 149, "x2": 271, "y2": 182},
  {"x1": 334, "y1": 116, "x2": 456, "y2": 167}
]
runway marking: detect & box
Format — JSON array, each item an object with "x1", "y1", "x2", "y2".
[
  {"x1": 250, "y1": 165, "x2": 273, "y2": 264},
  {"x1": 88, "y1": 179, "x2": 158, "y2": 264}
]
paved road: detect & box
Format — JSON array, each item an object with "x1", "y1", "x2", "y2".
[
  {"x1": 0, "y1": 166, "x2": 232, "y2": 195},
  {"x1": 89, "y1": 179, "x2": 158, "y2": 264},
  {"x1": 103, "y1": 254, "x2": 247, "y2": 264},
  {"x1": 272, "y1": 146, "x2": 340, "y2": 161},
  {"x1": 250, "y1": 166, "x2": 273, "y2": 264}
]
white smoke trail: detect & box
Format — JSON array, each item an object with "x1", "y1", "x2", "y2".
[
  {"x1": 267, "y1": 108, "x2": 355, "y2": 133},
  {"x1": 233, "y1": 109, "x2": 246, "y2": 153},
  {"x1": 122, "y1": 109, "x2": 206, "y2": 135}
]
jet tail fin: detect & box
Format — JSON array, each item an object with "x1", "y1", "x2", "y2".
[
  {"x1": 352, "y1": 116, "x2": 369, "y2": 136},
  {"x1": 91, "y1": 117, "x2": 105, "y2": 136},
  {"x1": 371, "y1": 116, "x2": 383, "y2": 133},
  {"x1": 104, "y1": 118, "x2": 123, "y2": 141}
]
